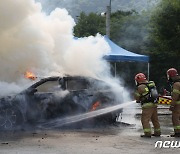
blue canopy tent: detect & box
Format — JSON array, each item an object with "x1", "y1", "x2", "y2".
[{"x1": 103, "y1": 36, "x2": 150, "y2": 78}]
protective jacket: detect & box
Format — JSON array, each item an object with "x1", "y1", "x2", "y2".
[
  {"x1": 171, "y1": 77, "x2": 180, "y2": 134},
  {"x1": 134, "y1": 80, "x2": 161, "y2": 136},
  {"x1": 135, "y1": 81, "x2": 158, "y2": 107}
]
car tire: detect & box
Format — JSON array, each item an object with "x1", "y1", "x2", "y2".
[
  {"x1": 91, "y1": 98, "x2": 118, "y2": 125},
  {"x1": 0, "y1": 106, "x2": 23, "y2": 131}
]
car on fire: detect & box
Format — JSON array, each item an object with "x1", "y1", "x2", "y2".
[{"x1": 0, "y1": 76, "x2": 122, "y2": 130}]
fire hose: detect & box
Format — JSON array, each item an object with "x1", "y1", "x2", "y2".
[{"x1": 38, "y1": 100, "x2": 135, "y2": 129}]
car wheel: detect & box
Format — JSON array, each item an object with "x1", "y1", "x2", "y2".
[
  {"x1": 0, "y1": 106, "x2": 23, "y2": 130},
  {"x1": 91, "y1": 99, "x2": 118, "y2": 125}
]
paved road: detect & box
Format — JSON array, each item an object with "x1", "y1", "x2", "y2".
[{"x1": 0, "y1": 106, "x2": 179, "y2": 154}]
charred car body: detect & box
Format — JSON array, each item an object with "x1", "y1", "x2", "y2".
[{"x1": 0, "y1": 76, "x2": 122, "y2": 130}]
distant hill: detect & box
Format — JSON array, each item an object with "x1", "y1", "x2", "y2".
[{"x1": 36, "y1": 0, "x2": 160, "y2": 19}]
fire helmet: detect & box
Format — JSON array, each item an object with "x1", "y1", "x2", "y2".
[
  {"x1": 167, "y1": 68, "x2": 178, "y2": 80},
  {"x1": 135, "y1": 73, "x2": 147, "y2": 85}
]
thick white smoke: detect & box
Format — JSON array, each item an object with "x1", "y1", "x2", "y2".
[
  {"x1": 0, "y1": 0, "x2": 109, "y2": 95},
  {"x1": 0, "y1": 0, "x2": 130, "y2": 104}
]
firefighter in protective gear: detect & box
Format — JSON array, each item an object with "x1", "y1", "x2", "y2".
[
  {"x1": 167, "y1": 68, "x2": 180, "y2": 137},
  {"x1": 134, "y1": 73, "x2": 161, "y2": 138}
]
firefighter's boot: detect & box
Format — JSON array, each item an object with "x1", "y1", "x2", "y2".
[
  {"x1": 170, "y1": 133, "x2": 180, "y2": 137},
  {"x1": 140, "y1": 134, "x2": 151, "y2": 138},
  {"x1": 152, "y1": 134, "x2": 161, "y2": 137}
]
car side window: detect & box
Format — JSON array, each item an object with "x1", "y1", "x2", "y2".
[
  {"x1": 67, "y1": 79, "x2": 89, "y2": 91},
  {"x1": 36, "y1": 81, "x2": 61, "y2": 93}
]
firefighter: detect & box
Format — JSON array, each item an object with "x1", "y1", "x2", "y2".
[
  {"x1": 134, "y1": 73, "x2": 161, "y2": 138},
  {"x1": 167, "y1": 68, "x2": 180, "y2": 137}
]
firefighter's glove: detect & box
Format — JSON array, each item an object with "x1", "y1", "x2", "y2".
[{"x1": 169, "y1": 105, "x2": 174, "y2": 111}]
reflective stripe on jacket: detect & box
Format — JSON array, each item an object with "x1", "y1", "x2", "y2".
[
  {"x1": 172, "y1": 89, "x2": 180, "y2": 95},
  {"x1": 172, "y1": 88, "x2": 180, "y2": 105}
]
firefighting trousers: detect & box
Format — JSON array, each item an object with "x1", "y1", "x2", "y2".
[
  {"x1": 141, "y1": 106, "x2": 161, "y2": 136},
  {"x1": 172, "y1": 104, "x2": 180, "y2": 133}
]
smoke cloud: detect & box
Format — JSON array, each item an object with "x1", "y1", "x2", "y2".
[
  {"x1": 0, "y1": 0, "x2": 135, "y2": 131},
  {"x1": 0, "y1": 0, "x2": 116, "y2": 96}
]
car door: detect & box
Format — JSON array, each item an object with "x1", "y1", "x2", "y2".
[
  {"x1": 65, "y1": 78, "x2": 95, "y2": 111},
  {"x1": 25, "y1": 79, "x2": 63, "y2": 122}
]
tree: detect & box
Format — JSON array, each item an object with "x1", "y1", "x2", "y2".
[
  {"x1": 148, "y1": 0, "x2": 180, "y2": 89},
  {"x1": 73, "y1": 10, "x2": 151, "y2": 89},
  {"x1": 110, "y1": 10, "x2": 151, "y2": 54},
  {"x1": 74, "y1": 12, "x2": 105, "y2": 37}
]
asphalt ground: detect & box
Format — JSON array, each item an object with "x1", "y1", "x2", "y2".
[{"x1": 0, "y1": 105, "x2": 179, "y2": 154}]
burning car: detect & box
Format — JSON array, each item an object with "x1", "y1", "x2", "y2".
[{"x1": 0, "y1": 76, "x2": 122, "y2": 130}]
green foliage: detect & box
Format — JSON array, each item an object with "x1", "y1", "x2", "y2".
[
  {"x1": 37, "y1": 0, "x2": 160, "y2": 19},
  {"x1": 74, "y1": 10, "x2": 151, "y2": 89},
  {"x1": 149, "y1": 0, "x2": 180, "y2": 89},
  {"x1": 73, "y1": 1, "x2": 180, "y2": 90},
  {"x1": 111, "y1": 10, "x2": 151, "y2": 54},
  {"x1": 74, "y1": 12, "x2": 105, "y2": 37},
  {"x1": 150, "y1": 0, "x2": 180, "y2": 54},
  {"x1": 74, "y1": 10, "x2": 149, "y2": 54}
]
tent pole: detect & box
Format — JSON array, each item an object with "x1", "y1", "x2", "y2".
[
  {"x1": 148, "y1": 62, "x2": 150, "y2": 80},
  {"x1": 114, "y1": 62, "x2": 117, "y2": 77}
]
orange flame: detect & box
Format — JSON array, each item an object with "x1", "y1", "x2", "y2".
[
  {"x1": 91, "y1": 101, "x2": 101, "y2": 111},
  {"x1": 24, "y1": 71, "x2": 37, "y2": 80}
]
